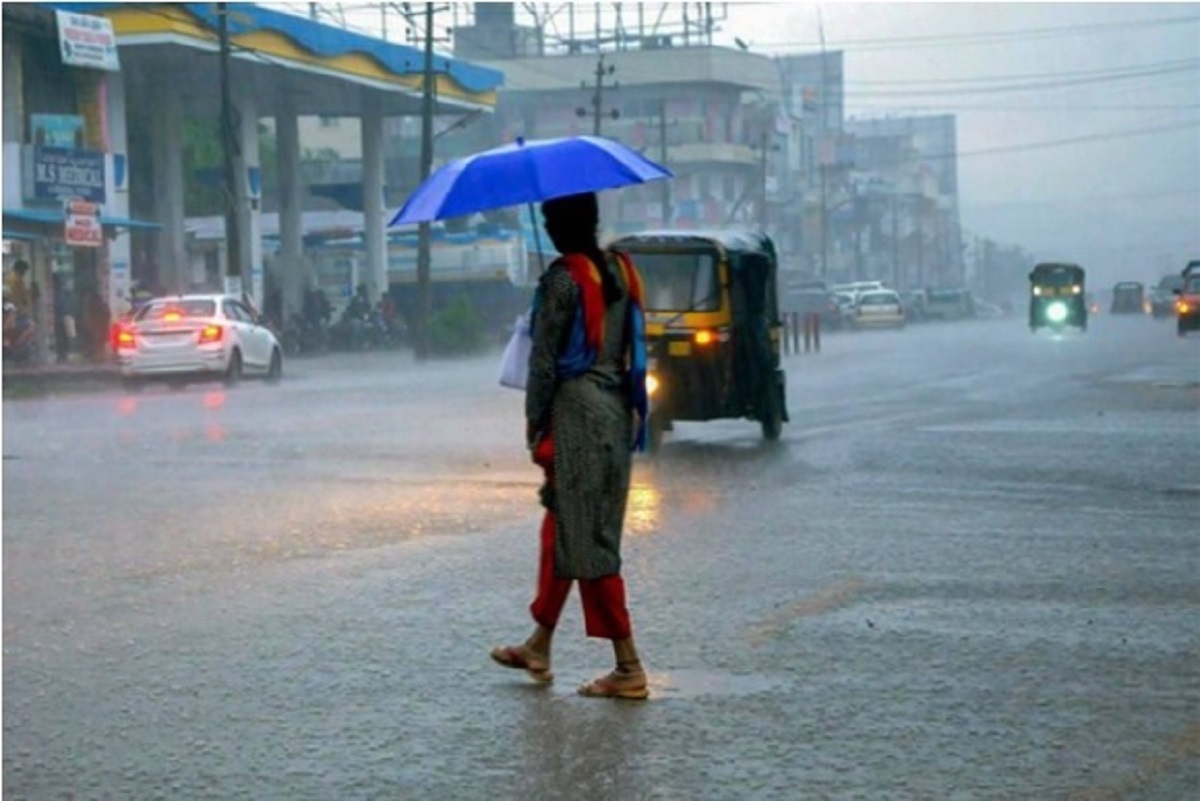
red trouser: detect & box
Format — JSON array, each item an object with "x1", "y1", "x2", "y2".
[{"x1": 529, "y1": 432, "x2": 632, "y2": 641}]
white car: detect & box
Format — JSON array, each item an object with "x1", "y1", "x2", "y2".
[
  {"x1": 113, "y1": 294, "x2": 283, "y2": 389},
  {"x1": 852, "y1": 289, "x2": 907, "y2": 329}
]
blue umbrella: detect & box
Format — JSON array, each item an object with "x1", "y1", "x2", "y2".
[{"x1": 389, "y1": 135, "x2": 673, "y2": 226}]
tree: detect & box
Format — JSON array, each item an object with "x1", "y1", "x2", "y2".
[{"x1": 181, "y1": 118, "x2": 278, "y2": 216}]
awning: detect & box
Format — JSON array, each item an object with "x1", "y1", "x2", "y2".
[
  {"x1": 3, "y1": 208, "x2": 61, "y2": 225},
  {"x1": 3, "y1": 207, "x2": 162, "y2": 231},
  {"x1": 99, "y1": 215, "x2": 162, "y2": 231}
]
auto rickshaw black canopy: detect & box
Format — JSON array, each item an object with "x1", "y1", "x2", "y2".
[
  {"x1": 1031, "y1": 262, "x2": 1085, "y2": 283},
  {"x1": 611, "y1": 229, "x2": 777, "y2": 271}
]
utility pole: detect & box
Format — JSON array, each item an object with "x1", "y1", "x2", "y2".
[
  {"x1": 890, "y1": 194, "x2": 900, "y2": 289},
  {"x1": 817, "y1": 8, "x2": 829, "y2": 278},
  {"x1": 758, "y1": 129, "x2": 769, "y2": 226},
  {"x1": 412, "y1": 2, "x2": 450, "y2": 361},
  {"x1": 915, "y1": 197, "x2": 925, "y2": 289},
  {"x1": 218, "y1": 2, "x2": 243, "y2": 291},
  {"x1": 658, "y1": 98, "x2": 671, "y2": 224},
  {"x1": 577, "y1": 54, "x2": 618, "y2": 137}
]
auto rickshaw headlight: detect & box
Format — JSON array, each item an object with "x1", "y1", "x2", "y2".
[
  {"x1": 1045, "y1": 301, "x2": 1069, "y2": 323},
  {"x1": 645, "y1": 373, "x2": 660, "y2": 397}
]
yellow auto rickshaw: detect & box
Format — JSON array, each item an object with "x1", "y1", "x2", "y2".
[{"x1": 609, "y1": 229, "x2": 788, "y2": 451}]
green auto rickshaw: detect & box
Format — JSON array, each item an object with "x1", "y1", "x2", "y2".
[{"x1": 1029, "y1": 262, "x2": 1087, "y2": 332}]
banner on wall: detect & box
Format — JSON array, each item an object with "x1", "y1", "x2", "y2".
[
  {"x1": 56, "y1": 10, "x2": 120, "y2": 71},
  {"x1": 31, "y1": 114, "x2": 85, "y2": 148}
]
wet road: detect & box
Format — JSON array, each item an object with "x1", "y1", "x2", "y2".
[{"x1": 4, "y1": 314, "x2": 1198, "y2": 799}]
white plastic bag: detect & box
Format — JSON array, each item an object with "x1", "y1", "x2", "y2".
[{"x1": 499, "y1": 311, "x2": 532, "y2": 390}]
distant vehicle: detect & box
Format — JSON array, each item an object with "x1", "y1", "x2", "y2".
[
  {"x1": 113, "y1": 293, "x2": 284, "y2": 391},
  {"x1": 852, "y1": 289, "x2": 906, "y2": 329},
  {"x1": 1175, "y1": 272, "x2": 1200, "y2": 337},
  {"x1": 1184, "y1": 260, "x2": 1200, "y2": 279},
  {"x1": 973, "y1": 298, "x2": 1006, "y2": 320},
  {"x1": 1149, "y1": 275, "x2": 1184, "y2": 318},
  {"x1": 903, "y1": 289, "x2": 928, "y2": 322},
  {"x1": 784, "y1": 288, "x2": 844, "y2": 330},
  {"x1": 1109, "y1": 281, "x2": 1145, "y2": 314},
  {"x1": 832, "y1": 291, "x2": 857, "y2": 323},
  {"x1": 1029, "y1": 262, "x2": 1087, "y2": 333},
  {"x1": 923, "y1": 287, "x2": 976, "y2": 321},
  {"x1": 831, "y1": 280, "x2": 886, "y2": 300}
]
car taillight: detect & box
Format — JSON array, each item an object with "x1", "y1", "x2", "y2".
[
  {"x1": 198, "y1": 324, "x2": 223, "y2": 344},
  {"x1": 112, "y1": 325, "x2": 136, "y2": 350}
]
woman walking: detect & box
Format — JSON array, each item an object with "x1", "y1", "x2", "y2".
[{"x1": 490, "y1": 192, "x2": 651, "y2": 700}]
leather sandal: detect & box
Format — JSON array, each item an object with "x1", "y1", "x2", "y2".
[
  {"x1": 578, "y1": 668, "x2": 649, "y2": 700},
  {"x1": 490, "y1": 644, "x2": 553, "y2": 683}
]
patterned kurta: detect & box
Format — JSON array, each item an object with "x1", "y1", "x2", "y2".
[{"x1": 526, "y1": 254, "x2": 636, "y2": 581}]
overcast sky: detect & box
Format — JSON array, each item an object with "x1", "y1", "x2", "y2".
[
  {"x1": 302, "y1": 2, "x2": 1199, "y2": 286},
  {"x1": 725, "y1": 2, "x2": 1200, "y2": 285}
]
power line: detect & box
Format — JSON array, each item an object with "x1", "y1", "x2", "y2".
[
  {"x1": 910, "y1": 119, "x2": 1200, "y2": 162},
  {"x1": 748, "y1": 13, "x2": 1200, "y2": 52},
  {"x1": 848, "y1": 61, "x2": 1200, "y2": 98},
  {"x1": 963, "y1": 187, "x2": 1200, "y2": 208},
  {"x1": 849, "y1": 103, "x2": 1200, "y2": 114},
  {"x1": 845, "y1": 57, "x2": 1200, "y2": 87}
]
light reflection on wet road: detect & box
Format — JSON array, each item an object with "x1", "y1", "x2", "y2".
[{"x1": 4, "y1": 315, "x2": 1198, "y2": 798}]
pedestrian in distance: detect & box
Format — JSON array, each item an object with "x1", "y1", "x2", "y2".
[{"x1": 490, "y1": 191, "x2": 652, "y2": 700}]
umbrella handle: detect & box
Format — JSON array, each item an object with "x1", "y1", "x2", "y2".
[{"x1": 527, "y1": 202, "x2": 546, "y2": 275}]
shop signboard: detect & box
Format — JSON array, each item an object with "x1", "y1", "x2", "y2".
[
  {"x1": 55, "y1": 10, "x2": 120, "y2": 72},
  {"x1": 27, "y1": 146, "x2": 106, "y2": 204},
  {"x1": 64, "y1": 199, "x2": 103, "y2": 248}
]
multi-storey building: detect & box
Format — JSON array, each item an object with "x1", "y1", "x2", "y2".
[{"x1": 847, "y1": 114, "x2": 965, "y2": 290}]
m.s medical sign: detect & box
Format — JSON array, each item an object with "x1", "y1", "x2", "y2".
[{"x1": 28, "y1": 147, "x2": 106, "y2": 204}]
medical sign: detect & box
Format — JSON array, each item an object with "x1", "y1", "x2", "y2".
[
  {"x1": 64, "y1": 199, "x2": 104, "y2": 248},
  {"x1": 56, "y1": 10, "x2": 120, "y2": 72},
  {"x1": 28, "y1": 147, "x2": 106, "y2": 204}
]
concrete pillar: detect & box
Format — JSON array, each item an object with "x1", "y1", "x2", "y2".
[
  {"x1": 361, "y1": 93, "x2": 388, "y2": 303},
  {"x1": 2, "y1": 35, "x2": 22, "y2": 146},
  {"x1": 151, "y1": 72, "x2": 186, "y2": 294},
  {"x1": 234, "y1": 82, "x2": 263, "y2": 308},
  {"x1": 276, "y1": 93, "x2": 304, "y2": 319},
  {"x1": 104, "y1": 70, "x2": 132, "y2": 317}
]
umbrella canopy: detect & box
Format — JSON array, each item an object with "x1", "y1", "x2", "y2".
[{"x1": 389, "y1": 135, "x2": 673, "y2": 226}]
